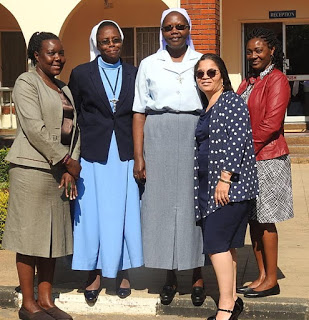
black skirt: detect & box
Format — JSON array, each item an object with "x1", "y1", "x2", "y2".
[{"x1": 202, "y1": 200, "x2": 250, "y2": 254}]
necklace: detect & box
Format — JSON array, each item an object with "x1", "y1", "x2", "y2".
[{"x1": 101, "y1": 67, "x2": 120, "y2": 112}]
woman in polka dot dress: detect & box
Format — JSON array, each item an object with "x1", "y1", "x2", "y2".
[{"x1": 194, "y1": 53, "x2": 258, "y2": 320}]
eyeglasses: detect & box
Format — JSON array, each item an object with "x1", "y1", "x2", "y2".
[
  {"x1": 196, "y1": 69, "x2": 219, "y2": 79},
  {"x1": 97, "y1": 38, "x2": 122, "y2": 46},
  {"x1": 161, "y1": 24, "x2": 190, "y2": 32}
]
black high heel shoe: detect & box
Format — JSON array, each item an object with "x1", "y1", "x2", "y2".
[
  {"x1": 207, "y1": 307, "x2": 238, "y2": 320},
  {"x1": 233, "y1": 297, "x2": 243, "y2": 318},
  {"x1": 207, "y1": 298, "x2": 243, "y2": 320}
]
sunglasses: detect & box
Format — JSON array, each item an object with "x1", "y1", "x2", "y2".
[
  {"x1": 97, "y1": 38, "x2": 122, "y2": 46},
  {"x1": 161, "y1": 24, "x2": 190, "y2": 32},
  {"x1": 196, "y1": 69, "x2": 219, "y2": 79}
]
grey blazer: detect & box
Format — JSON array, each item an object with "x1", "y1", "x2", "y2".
[{"x1": 6, "y1": 71, "x2": 80, "y2": 169}]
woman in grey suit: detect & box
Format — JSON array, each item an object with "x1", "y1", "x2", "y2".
[{"x1": 2, "y1": 32, "x2": 80, "y2": 320}]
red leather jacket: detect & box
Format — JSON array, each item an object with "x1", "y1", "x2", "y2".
[{"x1": 237, "y1": 69, "x2": 290, "y2": 161}]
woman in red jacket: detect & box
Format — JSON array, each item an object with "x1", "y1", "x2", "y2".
[{"x1": 237, "y1": 27, "x2": 293, "y2": 298}]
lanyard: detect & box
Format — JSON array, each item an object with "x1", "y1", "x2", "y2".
[{"x1": 101, "y1": 67, "x2": 120, "y2": 112}]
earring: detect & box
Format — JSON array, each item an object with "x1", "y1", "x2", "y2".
[{"x1": 270, "y1": 54, "x2": 274, "y2": 62}]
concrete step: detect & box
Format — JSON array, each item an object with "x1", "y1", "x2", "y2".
[
  {"x1": 158, "y1": 295, "x2": 309, "y2": 320},
  {"x1": 285, "y1": 132, "x2": 309, "y2": 163},
  {"x1": 290, "y1": 154, "x2": 309, "y2": 164},
  {"x1": 12, "y1": 290, "x2": 309, "y2": 320},
  {"x1": 288, "y1": 145, "x2": 309, "y2": 155},
  {"x1": 284, "y1": 122, "x2": 308, "y2": 132},
  {"x1": 285, "y1": 132, "x2": 309, "y2": 145}
]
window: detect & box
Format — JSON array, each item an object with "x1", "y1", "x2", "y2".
[
  {"x1": 121, "y1": 27, "x2": 160, "y2": 66},
  {"x1": 136, "y1": 27, "x2": 160, "y2": 66}
]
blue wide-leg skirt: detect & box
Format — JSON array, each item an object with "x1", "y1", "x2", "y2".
[{"x1": 72, "y1": 132, "x2": 143, "y2": 278}]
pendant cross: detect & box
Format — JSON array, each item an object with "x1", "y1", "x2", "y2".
[{"x1": 110, "y1": 98, "x2": 118, "y2": 112}]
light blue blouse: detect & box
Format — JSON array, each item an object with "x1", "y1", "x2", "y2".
[
  {"x1": 133, "y1": 47, "x2": 203, "y2": 113},
  {"x1": 98, "y1": 57, "x2": 122, "y2": 112}
]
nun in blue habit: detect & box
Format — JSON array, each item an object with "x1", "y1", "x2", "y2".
[{"x1": 69, "y1": 20, "x2": 143, "y2": 302}]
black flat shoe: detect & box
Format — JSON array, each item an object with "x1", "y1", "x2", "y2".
[
  {"x1": 160, "y1": 285, "x2": 177, "y2": 305},
  {"x1": 233, "y1": 297, "x2": 244, "y2": 318},
  {"x1": 236, "y1": 285, "x2": 254, "y2": 294},
  {"x1": 244, "y1": 283, "x2": 280, "y2": 298},
  {"x1": 117, "y1": 288, "x2": 131, "y2": 299},
  {"x1": 191, "y1": 286, "x2": 205, "y2": 306},
  {"x1": 207, "y1": 307, "x2": 236, "y2": 320},
  {"x1": 84, "y1": 289, "x2": 99, "y2": 304}
]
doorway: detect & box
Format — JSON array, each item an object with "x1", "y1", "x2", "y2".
[
  {"x1": 285, "y1": 24, "x2": 309, "y2": 122},
  {"x1": 1, "y1": 31, "x2": 27, "y2": 87}
]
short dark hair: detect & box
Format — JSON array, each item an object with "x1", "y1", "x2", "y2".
[
  {"x1": 246, "y1": 27, "x2": 284, "y2": 70},
  {"x1": 194, "y1": 53, "x2": 234, "y2": 92},
  {"x1": 27, "y1": 32, "x2": 59, "y2": 66}
]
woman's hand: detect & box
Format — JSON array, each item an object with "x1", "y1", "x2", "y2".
[
  {"x1": 133, "y1": 113, "x2": 146, "y2": 183},
  {"x1": 64, "y1": 158, "x2": 81, "y2": 180},
  {"x1": 214, "y1": 180, "x2": 230, "y2": 206},
  {"x1": 133, "y1": 156, "x2": 146, "y2": 183},
  {"x1": 59, "y1": 172, "x2": 78, "y2": 200}
]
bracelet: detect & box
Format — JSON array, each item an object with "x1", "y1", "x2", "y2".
[
  {"x1": 62, "y1": 154, "x2": 71, "y2": 164},
  {"x1": 221, "y1": 169, "x2": 232, "y2": 176},
  {"x1": 219, "y1": 178, "x2": 232, "y2": 185}
]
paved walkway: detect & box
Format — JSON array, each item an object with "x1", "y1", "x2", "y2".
[{"x1": 0, "y1": 164, "x2": 308, "y2": 319}]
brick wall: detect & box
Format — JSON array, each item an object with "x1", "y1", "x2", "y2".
[{"x1": 181, "y1": 0, "x2": 220, "y2": 54}]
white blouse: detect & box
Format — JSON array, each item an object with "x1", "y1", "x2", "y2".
[{"x1": 133, "y1": 47, "x2": 203, "y2": 113}]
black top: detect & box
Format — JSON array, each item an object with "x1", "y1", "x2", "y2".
[
  {"x1": 196, "y1": 108, "x2": 212, "y2": 214},
  {"x1": 68, "y1": 56, "x2": 138, "y2": 162}
]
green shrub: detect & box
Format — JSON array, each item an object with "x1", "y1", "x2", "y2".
[
  {"x1": 0, "y1": 147, "x2": 9, "y2": 248},
  {"x1": 0, "y1": 189, "x2": 9, "y2": 249},
  {"x1": 0, "y1": 148, "x2": 9, "y2": 183}
]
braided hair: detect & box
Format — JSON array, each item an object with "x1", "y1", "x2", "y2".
[
  {"x1": 246, "y1": 27, "x2": 284, "y2": 71},
  {"x1": 27, "y1": 32, "x2": 59, "y2": 66}
]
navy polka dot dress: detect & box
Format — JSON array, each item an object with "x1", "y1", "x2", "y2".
[
  {"x1": 194, "y1": 91, "x2": 259, "y2": 221},
  {"x1": 195, "y1": 108, "x2": 212, "y2": 214}
]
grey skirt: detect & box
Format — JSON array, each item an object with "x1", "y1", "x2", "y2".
[
  {"x1": 141, "y1": 112, "x2": 205, "y2": 270},
  {"x1": 250, "y1": 154, "x2": 294, "y2": 223},
  {"x1": 2, "y1": 164, "x2": 73, "y2": 258}
]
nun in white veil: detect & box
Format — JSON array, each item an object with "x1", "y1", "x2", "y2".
[
  {"x1": 132, "y1": 8, "x2": 205, "y2": 306},
  {"x1": 70, "y1": 20, "x2": 143, "y2": 303}
]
